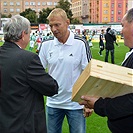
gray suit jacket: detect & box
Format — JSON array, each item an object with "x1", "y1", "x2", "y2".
[{"x1": 0, "y1": 41, "x2": 58, "y2": 133}]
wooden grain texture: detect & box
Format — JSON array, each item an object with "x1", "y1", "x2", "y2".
[{"x1": 72, "y1": 59, "x2": 133, "y2": 102}]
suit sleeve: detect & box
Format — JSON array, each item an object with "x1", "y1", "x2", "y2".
[
  {"x1": 112, "y1": 35, "x2": 116, "y2": 42},
  {"x1": 94, "y1": 93, "x2": 133, "y2": 120},
  {"x1": 38, "y1": 42, "x2": 47, "y2": 69},
  {"x1": 26, "y1": 54, "x2": 58, "y2": 96}
]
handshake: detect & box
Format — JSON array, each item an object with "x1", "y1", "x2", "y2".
[{"x1": 79, "y1": 95, "x2": 100, "y2": 117}]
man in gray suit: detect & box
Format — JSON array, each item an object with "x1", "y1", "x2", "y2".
[{"x1": 0, "y1": 15, "x2": 58, "y2": 133}]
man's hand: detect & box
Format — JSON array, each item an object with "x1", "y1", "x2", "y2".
[
  {"x1": 79, "y1": 95, "x2": 99, "y2": 109},
  {"x1": 83, "y1": 107, "x2": 93, "y2": 117}
]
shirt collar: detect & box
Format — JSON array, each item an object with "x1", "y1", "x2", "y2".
[
  {"x1": 16, "y1": 44, "x2": 22, "y2": 49},
  {"x1": 54, "y1": 30, "x2": 74, "y2": 46},
  {"x1": 130, "y1": 48, "x2": 133, "y2": 51},
  {"x1": 122, "y1": 49, "x2": 133, "y2": 65}
]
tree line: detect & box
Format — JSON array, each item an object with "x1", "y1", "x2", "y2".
[{"x1": 1, "y1": 0, "x2": 80, "y2": 24}]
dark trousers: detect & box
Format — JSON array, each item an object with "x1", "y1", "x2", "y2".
[
  {"x1": 105, "y1": 49, "x2": 114, "y2": 64},
  {"x1": 99, "y1": 47, "x2": 104, "y2": 55}
]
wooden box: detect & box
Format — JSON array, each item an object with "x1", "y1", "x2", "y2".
[{"x1": 72, "y1": 59, "x2": 133, "y2": 102}]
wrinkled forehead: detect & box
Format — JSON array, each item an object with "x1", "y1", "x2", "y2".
[{"x1": 48, "y1": 16, "x2": 67, "y2": 25}]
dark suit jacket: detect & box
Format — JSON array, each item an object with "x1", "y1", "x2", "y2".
[
  {"x1": 94, "y1": 52, "x2": 133, "y2": 133},
  {"x1": 105, "y1": 33, "x2": 116, "y2": 50},
  {"x1": 0, "y1": 41, "x2": 58, "y2": 133}
]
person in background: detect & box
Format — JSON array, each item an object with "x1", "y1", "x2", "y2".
[
  {"x1": 98, "y1": 29, "x2": 105, "y2": 56},
  {"x1": 79, "y1": 8, "x2": 133, "y2": 133},
  {"x1": 39, "y1": 8, "x2": 92, "y2": 133},
  {"x1": 82, "y1": 30, "x2": 87, "y2": 41},
  {"x1": 29, "y1": 32, "x2": 36, "y2": 51},
  {"x1": 49, "y1": 32, "x2": 53, "y2": 39},
  {"x1": 88, "y1": 31, "x2": 95, "y2": 47},
  {"x1": 36, "y1": 33, "x2": 42, "y2": 53},
  {"x1": 45, "y1": 32, "x2": 53, "y2": 40},
  {"x1": 0, "y1": 15, "x2": 58, "y2": 133},
  {"x1": 104, "y1": 27, "x2": 118, "y2": 64}
]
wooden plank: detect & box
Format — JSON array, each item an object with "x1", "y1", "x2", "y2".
[{"x1": 72, "y1": 59, "x2": 133, "y2": 102}]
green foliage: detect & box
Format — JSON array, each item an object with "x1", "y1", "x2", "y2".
[
  {"x1": 26, "y1": 12, "x2": 37, "y2": 23},
  {"x1": 20, "y1": 8, "x2": 37, "y2": 23},
  {"x1": 55, "y1": 0, "x2": 81, "y2": 24},
  {"x1": 20, "y1": 8, "x2": 35, "y2": 16},
  {"x1": 8, "y1": 14, "x2": 12, "y2": 18},
  {"x1": 1, "y1": 14, "x2": 8, "y2": 18},
  {"x1": 71, "y1": 18, "x2": 80, "y2": 24},
  {"x1": 38, "y1": 8, "x2": 53, "y2": 23},
  {"x1": 56, "y1": 0, "x2": 73, "y2": 21},
  {"x1": 1, "y1": 14, "x2": 12, "y2": 18}
]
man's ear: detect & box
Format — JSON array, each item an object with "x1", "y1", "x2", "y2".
[
  {"x1": 21, "y1": 31, "x2": 25, "y2": 40},
  {"x1": 66, "y1": 19, "x2": 70, "y2": 25}
]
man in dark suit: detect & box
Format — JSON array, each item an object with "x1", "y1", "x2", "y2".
[
  {"x1": 104, "y1": 27, "x2": 117, "y2": 64},
  {"x1": 0, "y1": 15, "x2": 58, "y2": 133},
  {"x1": 79, "y1": 8, "x2": 133, "y2": 133}
]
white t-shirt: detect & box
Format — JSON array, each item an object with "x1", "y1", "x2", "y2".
[{"x1": 39, "y1": 31, "x2": 91, "y2": 109}]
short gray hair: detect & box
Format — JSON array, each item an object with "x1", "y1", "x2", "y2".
[
  {"x1": 3, "y1": 15, "x2": 31, "y2": 42},
  {"x1": 126, "y1": 8, "x2": 133, "y2": 23}
]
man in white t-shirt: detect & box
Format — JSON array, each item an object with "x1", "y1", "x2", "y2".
[{"x1": 39, "y1": 8, "x2": 92, "y2": 133}]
